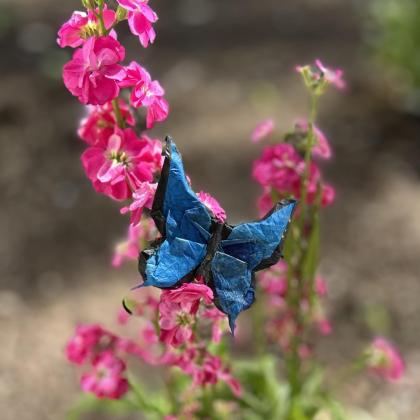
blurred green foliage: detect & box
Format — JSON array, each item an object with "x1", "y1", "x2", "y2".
[{"x1": 369, "y1": 0, "x2": 420, "y2": 96}]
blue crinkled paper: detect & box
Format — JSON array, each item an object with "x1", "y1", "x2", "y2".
[{"x1": 138, "y1": 137, "x2": 297, "y2": 332}]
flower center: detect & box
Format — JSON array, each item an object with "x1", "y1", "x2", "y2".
[
  {"x1": 110, "y1": 150, "x2": 129, "y2": 165},
  {"x1": 177, "y1": 312, "x2": 193, "y2": 326},
  {"x1": 80, "y1": 21, "x2": 98, "y2": 39}
]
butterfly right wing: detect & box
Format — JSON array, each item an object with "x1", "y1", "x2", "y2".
[{"x1": 210, "y1": 200, "x2": 297, "y2": 331}]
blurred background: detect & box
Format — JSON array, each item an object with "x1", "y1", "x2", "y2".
[{"x1": 1, "y1": 0, "x2": 420, "y2": 418}]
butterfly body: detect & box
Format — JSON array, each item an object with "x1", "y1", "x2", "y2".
[{"x1": 138, "y1": 137, "x2": 297, "y2": 331}]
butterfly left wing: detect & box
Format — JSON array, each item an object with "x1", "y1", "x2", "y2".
[
  {"x1": 211, "y1": 199, "x2": 297, "y2": 330},
  {"x1": 139, "y1": 137, "x2": 212, "y2": 288}
]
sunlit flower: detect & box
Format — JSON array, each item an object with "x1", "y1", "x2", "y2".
[
  {"x1": 63, "y1": 36, "x2": 126, "y2": 105},
  {"x1": 116, "y1": 0, "x2": 158, "y2": 48},
  {"x1": 81, "y1": 128, "x2": 161, "y2": 200},
  {"x1": 57, "y1": 7, "x2": 116, "y2": 48},
  {"x1": 119, "y1": 61, "x2": 169, "y2": 128}
]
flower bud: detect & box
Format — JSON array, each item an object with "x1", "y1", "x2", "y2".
[
  {"x1": 81, "y1": 0, "x2": 96, "y2": 10},
  {"x1": 364, "y1": 337, "x2": 404, "y2": 381},
  {"x1": 116, "y1": 5, "x2": 128, "y2": 22}
]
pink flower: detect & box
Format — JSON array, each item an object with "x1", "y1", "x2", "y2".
[
  {"x1": 81, "y1": 351, "x2": 129, "y2": 399},
  {"x1": 252, "y1": 143, "x2": 301, "y2": 192},
  {"x1": 57, "y1": 7, "x2": 116, "y2": 48},
  {"x1": 141, "y1": 322, "x2": 159, "y2": 345},
  {"x1": 78, "y1": 100, "x2": 135, "y2": 146},
  {"x1": 317, "y1": 318, "x2": 332, "y2": 336},
  {"x1": 260, "y1": 260, "x2": 288, "y2": 295},
  {"x1": 120, "y1": 181, "x2": 157, "y2": 225},
  {"x1": 81, "y1": 128, "x2": 161, "y2": 200},
  {"x1": 120, "y1": 61, "x2": 169, "y2": 128},
  {"x1": 66, "y1": 324, "x2": 105, "y2": 365},
  {"x1": 117, "y1": 308, "x2": 130, "y2": 325},
  {"x1": 116, "y1": 0, "x2": 158, "y2": 48},
  {"x1": 146, "y1": 96, "x2": 169, "y2": 129},
  {"x1": 254, "y1": 144, "x2": 334, "y2": 207},
  {"x1": 63, "y1": 36, "x2": 126, "y2": 105},
  {"x1": 366, "y1": 338, "x2": 405, "y2": 382},
  {"x1": 158, "y1": 283, "x2": 214, "y2": 347},
  {"x1": 296, "y1": 60, "x2": 346, "y2": 92},
  {"x1": 197, "y1": 191, "x2": 227, "y2": 222},
  {"x1": 257, "y1": 190, "x2": 275, "y2": 216},
  {"x1": 251, "y1": 119, "x2": 275, "y2": 143},
  {"x1": 202, "y1": 307, "x2": 226, "y2": 343},
  {"x1": 159, "y1": 300, "x2": 195, "y2": 347},
  {"x1": 315, "y1": 276, "x2": 328, "y2": 297},
  {"x1": 112, "y1": 219, "x2": 157, "y2": 267},
  {"x1": 321, "y1": 184, "x2": 335, "y2": 207},
  {"x1": 162, "y1": 283, "x2": 214, "y2": 311},
  {"x1": 193, "y1": 354, "x2": 242, "y2": 397},
  {"x1": 296, "y1": 162, "x2": 335, "y2": 207},
  {"x1": 314, "y1": 59, "x2": 346, "y2": 90},
  {"x1": 295, "y1": 120, "x2": 332, "y2": 159}
]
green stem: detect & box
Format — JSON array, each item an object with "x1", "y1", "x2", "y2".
[
  {"x1": 298, "y1": 93, "x2": 318, "y2": 233},
  {"x1": 112, "y1": 98, "x2": 126, "y2": 128},
  {"x1": 285, "y1": 93, "x2": 320, "y2": 416},
  {"x1": 96, "y1": 0, "x2": 107, "y2": 35}
]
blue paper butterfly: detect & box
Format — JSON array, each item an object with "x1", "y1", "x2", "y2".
[{"x1": 137, "y1": 137, "x2": 297, "y2": 332}]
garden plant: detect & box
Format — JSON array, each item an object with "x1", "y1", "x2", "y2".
[{"x1": 59, "y1": 1, "x2": 405, "y2": 419}]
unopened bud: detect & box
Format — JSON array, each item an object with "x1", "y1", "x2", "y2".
[
  {"x1": 116, "y1": 5, "x2": 128, "y2": 22},
  {"x1": 81, "y1": 0, "x2": 96, "y2": 10}
]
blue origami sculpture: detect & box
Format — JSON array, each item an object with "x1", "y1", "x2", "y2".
[{"x1": 138, "y1": 137, "x2": 297, "y2": 332}]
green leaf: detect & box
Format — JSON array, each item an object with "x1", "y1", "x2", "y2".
[
  {"x1": 127, "y1": 373, "x2": 170, "y2": 416},
  {"x1": 67, "y1": 393, "x2": 137, "y2": 420},
  {"x1": 301, "y1": 367, "x2": 324, "y2": 398}
]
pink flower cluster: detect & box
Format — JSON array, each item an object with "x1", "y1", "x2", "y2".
[
  {"x1": 58, "y1": 0, "x2": 169, "y2": 233},
  {"x1": 253, "y1": 142, "x2": 335, "y2": 215},
  {"x1": 65, "y1": 282, "x2": 239, "y2": 402},
  {"x1": 66, "y1": 324, "x2": 129, "y2": 399},
  {"x1": 59, "y1": 0, "x2": 168, "y2": 122},
  {"x1": 58, "y1": 1, "x2": 225, "y2": 276}
]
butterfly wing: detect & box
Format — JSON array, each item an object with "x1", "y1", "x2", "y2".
[
  {"x1": 139, "y1": 137, "x2": 212, "y2": 288},
  {"x1": 211, "y1": 199, "x2": 297, "y2": 330}
]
